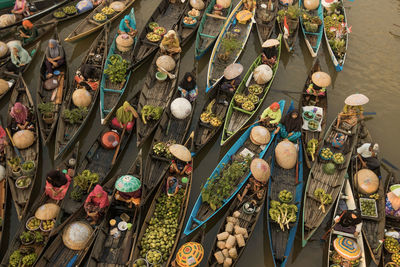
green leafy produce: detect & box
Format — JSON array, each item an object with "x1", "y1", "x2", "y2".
[
  {"x1": 141, "y1": 105, "x2": 163, "y2": 124},
  {"x1": 21, "y1": 161, "x2": 34, "y2": 171},
  {"x1": 314, "y1": 188, "x2": 332, "y2": 213},
  {"x1": 248, "y1": 84, "x2": 263, "y2": 95},
  {"x1": 22, "y1": 253, "x2": 37, "y2": 266},
  {"x1": 70, "y1": 186, "x2": 84, "y2": 201},
  {"x1": 104, "y1": 55, "x2": 129, "y2": 84},
  {"x1": 201, "y1": 156, "x2": 251, "y2": 211},
  {"x1": 63, "y1": 107, "x2": 88, "y2": 124},
  {"x1": 20, "y1": 231, "x2": 34, "y2": 243},
  {"x1": 9, "y1": 250, "x2": 22, "y2": 267},
  {"x1": 384, "y1": 237, "x2": 399, "y2": 253},
  {"x1": 360, "y1": 198, "x2": 377, "y2": 217},
  {"x1": 324, "y1": 11, "x2": 347, "y2": 60},
  {"x1": 34, "y1": 231, "x2": 44, "y2": 243},
  {"x1": 63, "y1": 6, "x2": 77, "y2": 15},
  {"x1": 279, "y1": 190, "x2": 293, "y2": 203},
  {"x1": 307, "y1": 139, "x2": 318, "y2": 161},
  {"x1": 269, "y1": 200, "x2": 298, "y2": 230},
  {"x1": 152, "y1": 141, "x2": 175, "y2": 159},
  {"x1": 73, "y1": 170, "x2": 99, "y2": 192},
  {"x1": 38, "y1": 102, "x2": 54, "y2": 115}
]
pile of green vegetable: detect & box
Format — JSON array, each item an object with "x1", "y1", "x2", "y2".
[
  {"x1": 360, "y1": 198, "x2": 377, "y2": 217},
  {"x1": 139, "y1": 190, "x2": 185, "y2": 262},
  {"x1": 301, "y1": 12, "x2": 322, "y2": 33},
  {"x1": 104, "y1": 55, "x2": 129, "y2": 84},
  {"x1": 307, "y1": 138, "x2": 318, "y2": 161},
  {"x1": 62, "y1": 6, "x2": 77, "y2": 15},
  {"x1": 314, "y1": 188, "x2": 332, "y2": 213},
  {"x1": 201, "y1": 156, "x2": 251, "y2": 211},
  {"x1": 324, "y1": 7, "x2": 347, "y2": 59},
  {"x1": 21, "y1": 161, "x2": 34, "y2": 171},
  {"x1": 152, "y1": 141, "x2": 175, "y2": 158},
  {"x1": 63, "y1": 107, "x2": 88, "y2": 124},
  {"x1": 70, "y1": 170, "x2": 99, "y2": 201},
  {"x1": 141, "y1": 105, "x2": 163, "y2": 124},
  {"x1": 269, "y1": 200, "x2": 298, "y2": 231},
  {"x1": 279, "y1": 190, "x2": 293, "y2": 203},
  {"x1": 9, "y1": 248, "x2": 37, "y2": 267}
]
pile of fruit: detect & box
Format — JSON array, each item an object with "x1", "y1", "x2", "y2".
[
  {"x1": 101, "y1": 6, "x2": 115, "y2": 16},
  {"x1": 16, "y1": 177, "x2": 31, "y2": 188},
  {"x1": 154, "y1": 27, "x2": 167, "y2": 36},
  {"x1": 314, "y1": 188, "x2": 332, "y2": 213},
  {"x1": 279, "y1": 190, "x2": 293, "y2": 203},
  {"x1": 188, "y1": 8, "x2": 200, "y2": 17},
  {"x1": 63, "y1": 6, "x2": 77, "y2": 15},
  {"x1": 269, "y1": 200, "x2": 298, "y2": 230},
  {"x1": 146, "y1": 32, "x2": 161, "y2": 42},
  {"x1": 369, "y1": 193, "x2": 380, "y2": 200},
  {"x1": 234, "y1": 94, "x2": 247, "y2": 105},
  {"x1": 183, "y1": 16, "x2": 197, "y2": 25},
  {"x1": 247, "y1": 94, "x2": 259, "y2": 104},
  {"x1": 320, "y1": 147, "x2": 333, "y2": 160},
  {"x1": 385, "y1": 237, "x2": 400, "y2": 253},
  {"x1": 104, "y1": 54, "x2": 129, "y2": 84},
  {"x1": 392, "y1": 252, "x2": 400, "y2": 264},
  {"x1": 9, "y1": 249, "x2": 37, "y2": 267},
  {"x1": 329, "y1": 251, "x2": 360, "y2": 266},
  {"x1": 40, "y1": 219, "x2": 55, "y2": 231},
  {"x1": 139, "y1": 190, "x2": 185, "y2": 262},
  {"x1": 152, "y1": 141, "x2": 174, "y2": 159},
  {"x1": 133, "y1": 258, "x2": 149, "y2": 267},
  {"x1": 93, "y1": 12, "x2": 107, "y2": 22},
  {"x1": 306, "y1": 138, "x2": 318, "y2": 161},
  {"x1": 248, "y1": 84, "x2": 263, "y2": 95},
  {"x1": 332, "y1": 153, "x2": 344, "y2": 164},
  {"x1": 200, "y1": 99, "x2": 222, "y2": 127},
  {"x1": 26, "y1": 217, "x2": 40, "y2": 230},
  {"x1": 308, "y1": 120, "x2": 319, "y2": 131},
  {"x1": 146, "y1": 250, "x2": 162, "y2": 265},
  {"x1": 22, "y1": 161, "x2": 35, "y2": 171},
  {"x1": 360, "y1": 198, "x2": 377, "y2": 217},
  {"x1": 148, "y1": 22, "x2": 159, "y2": 30},
  {"x1": 53, "y1": 10, "x2": 66, "y2": 18},
  {"x1": 242, "y1": 101, "x2": 255, "y2": 111}
]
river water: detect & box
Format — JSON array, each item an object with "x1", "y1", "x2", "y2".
[{"x1": 1, "y1": 0, "x2": 399, "y2": 265}]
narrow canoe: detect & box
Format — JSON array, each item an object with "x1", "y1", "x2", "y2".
[
  {"x1": 221, "y1": 35, "x2": 282, "y2": 146},
  {"x1": 36, "y1": 29, "x2": 68, "y2": 145},
  {"x1": 87, "y1": 150, "x2": 143, "y2": 267},
  {"x1": 299, "y1": 59, "x2": 328, "y2": 169},
  {"x1": 326, "y1": 178, "x2": 366, "y2": 267},
  {"x1": 0, "y1": 142, "x2": 79, "y2": 267},
  {"x1": 141, "y1": 66, "x2": 196, "y2": 204},
  {"x1": 299, "y1": 0, "x2": 324, "y2": 57},
  {"x1": 276, "y1": 1, "x2": 299, "y2": 53},
  {"x1": 323, "y1": 0, "x2": 348, "y2": 71},
  {"x1": 194, "y1": 0, "x2": 233, "y2": 60},
  {"x1": 99, "y1": 8, "x2": 137, "y2": 125},
  {"x1": 135, "y1": 49, "x2": 181, "y2": 147},
  {"x1": 5, "y1": 76, "x2": 39, "y2": 220},
  {"x1": 65, "y1": 0, "x2": 136, "y2": 42},
  {"x1": 184, "y1": 100, "x2": 286, "y2": 236},
  {"x1": 301, "y1": 117, "x2": 360, "y2": 247},
  {"x1": 54, "y1": 24, "x2": 109, "y2": 160},
  {"x1": 255, "y1": 0, "x2": 279, "y2": 44},
  {"x1": 206, "y1": 1, "x2": 256, "y2": 93},
  {"x1": 267, "y1": 102, "x2": 304, "y2": 267}
]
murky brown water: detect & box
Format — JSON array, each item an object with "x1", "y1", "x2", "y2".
[{"x1": 1, "y1": 0, "x2": 399, "y2": 265}]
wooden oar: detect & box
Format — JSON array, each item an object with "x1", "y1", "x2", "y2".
[
  {"x1": 184, "y1": 131, "x2": 195, "y2": 147},
  {"x1": 111, "y1": 124, "x2": 127, "y2": 166},
  {"x1": 5, "y1": 128, "x2": 24, "y2": 163},
  {"x1": 321, "y1": 210, "x2": 347, "y2": 241},
  {"x1": 239, "y1": 119, "x2": 262, "y2": 132}
]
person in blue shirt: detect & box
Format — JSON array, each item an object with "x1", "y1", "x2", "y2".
[
  {"x1": 275, "y1": 110, "x2": 302, "y2": 143},
  {"x1": 118, "y1": 15, "x2": 137, "y2": 36}
]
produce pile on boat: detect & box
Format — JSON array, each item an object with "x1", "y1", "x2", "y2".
[
  {"x1": 104, "y1": 55, "x2": 129, "y2": 84},
  {"x1": 269, "y1": 200, "x2": 298, "y2": 230},
  {"x1": 314, "y1": 188, "x2": 332, "y2": 213},
  {"x1": 306, "y1": 138, "x2": 319, "y2": 160},
  {"x1": 359, "y1": 198, "x2": 377, "y2": 217},
  {"x1": 385, "y1": 237, "x2": 400, "y2": 253},
  {"x1": 63, "y1": 6, "x2": 77, "y2": 15},
  {"x1": 152, "y1": 141, "x2": 174, "y2": 158},
  {"x1": 101, "y1": 7, "x2": 115, "y2": 16},
  {"x1": 93, "y1": 13, "x2": 107, "y2": 22},
  {"x1": 200, "y1": 99, "x2": 222, "y2": 127},
  {"x1": 324, "y1": 4, "x2": 347, "y2": 61},
  {"x1": 301, "y1": 12, "x2": 322, "y2": 33},
  {"x1": 146, "y1": 24, "x2": 167, "y2": 42},
  {"x1": 53, "y1": 10, "x2": 66, "y2": 18},
  {"x1": 141, "y1": 105, "x2": 163, "y2": 124},
  {"x1": 329, "y1": 250, "x2": 360, "y2": 266},
  {"x1": 320, "y1": 147, "x2": 333, "y2": 160},
  {"x1": 70, "y1": 170, "x2": 99, "y2": 201}
]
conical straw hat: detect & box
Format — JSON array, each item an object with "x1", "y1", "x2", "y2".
[
  {"x1": 62, "y1": 221, "x2": 93, "y2": 250},
  {"x1": 262, "y1": 38, "x2": 280, "y2": 48},
  {"x1": 175, "y1": 242, "x2": 204, "y2": 266},
  {"x1": 311, "y1": 71, "x2": 331, "y2": 87},
  {"x1": 250, "y1": 158, "x2": 270, "y2": 183},
  {"x1": 223, "y1": 63, "x2": 243, "y2": 80},
  {"x1": 250, "y1": 126, "x2": 271, "y2": 145},
  {"x1": 333, "y1": 236, "x2": 361, "y2": 260},
  {"x1": 344, "y1": 93, "x2": 369, "y2": 106},
  {"x1": 169, "y1": 144, "x2": 192, "y2": 162},
  {"x1": 35, "y1": 203, "x2": 60, "y2": 220}
]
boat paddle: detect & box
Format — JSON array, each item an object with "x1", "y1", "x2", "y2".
[
  {"x1": 5, "y1": 127, "x2": 25, "y2": 163},
  {"x1": 321, "y1": 210, "x2": 347, "y2": 241}
]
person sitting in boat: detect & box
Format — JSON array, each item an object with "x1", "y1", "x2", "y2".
[
  {"x1": 166, "y1": 176, "x2": 180, "y2": 197},
  {"x1": 45, "y1": 170, "x2": 72, "y2": 201},
  {"x1": 11, "y1": 0, "x2": 29, "y2": 17},
  {"x1": 18, "y1": 20, "x2": 38, "y2": 45},
  {"x1": 45, "y1": 39, "x2": 65, "y2": 79},
  {"x1": 10, "y1": 102, "x2": 34, "y2": 132},
  {"x1": 160, "y1": 30, "x2": 182, "y2": 55},
  {"x1": 356, "y1": 142, "x2": 380, "y2": 175},
  {"x1": 243, "y1": 0, "x2": 256, "y2": 11},
  {"x1": 168, "y1": 144, "x2": 192, "y2": 176},
  {"x1": 331, "y1": 132, "x2": 346, "y2": 149},
  {"x1": 91, "y1": 0, "x2": 104, "y2": 6},
  {"x1": 118, "y1": 14, "x2": 138, "y2": 37},
  {"x1": 0, "y1": 126, "x2": 7, "y2": 163},
  {"x1": 220, "y1": 63, "x2": 243, "y2": 93},
  {"x1": 305, "y1": 71, "x2": 331, "y2": 103},
  {"x1": 261, "y1": 38, "x2": 279, "y2": 67},
  {"x1": 114, "y1": 175, "x2": 142, "y2": 208},
  {"x1": 386, "y1": 184, "x2": 400, "y2": 217},
  {"x1": 111, "y1": 101, "x2": 138, "y2": 132},
  {"x1": 275, "y1": 109, "x2": 302, "y2": 143},
  {"x1": 178, "y1": 72, "x2": 198, "y2": 102},
  {"x1": 237, "y1": 158, "x2": 269, "y2": 201},
  {"x1": 336, "y1": 93, "x2": 368, "y2": 129},
  {"x1": 260, "y1": 102, "x2": 281, "y2": 131},
  {"x1": 6, "y1": 43, "x2": 31, "y2": 74},
  {"x1": 74, "y1": 64, "x2": 100, "y2": 91},
  {"x1": 170, "y1": 159, "x2": 192, "y2": 176},
  {"x1": 333, "y1": 209, "x2": 362, "y2": 237},
  {"x1": 84, "y1": 184, "x2": 110, "y2": 225}
]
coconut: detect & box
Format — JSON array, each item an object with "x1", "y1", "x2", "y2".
[
  {"x1": 72, "y1": 88, "x2": 92, "y2": 108},
  {"x1": 355, "y1": 169, "x2": 379, "y2": 194},
  {"x1": 109, "y1": 1, "x2": 125, "y2": 11},
  {"x1": 156, "y1": 55, "x2": 176, "y2": 72},
  {"x1": 0, "y1": 79, "x2": 9, "y2": 95},
  {"x1": 217, "y1": 0, "x2": 231, "y2": 8},
  {"x1": 0, "y1": 165, "x2": 5, "y2": 181},
  {"x1": 170, "y1": 97, "x2": 192, "y2": 119},
  {"x1": 250, "y1": 126, "x2": 270, "y2": 145},
  {"x1": 275, "y1": 140, "x2": 297, "y2": 169},
  {"x1": 13, "y1": 130, "x2": 35, "y2": 149},
  {"x1": 304, "y1": 0, "x2": 319, "y2": 10},
  {"x1": 116, "y1": 34, "x2": 134, "y2": 52},
  {"x1": 190, "y1": 0, "x2": 205, "y2": 10},
  {"x1": 0, "y1": 42, "x2": 8, "y2": 58},
  {"x1": 253, "y1": 64, "x2": 273, "y2": 85}
]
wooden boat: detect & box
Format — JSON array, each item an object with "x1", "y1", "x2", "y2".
[
  {"x1": 194, "y1": 0, "x2": 233, "y2": 60},
  {"x1": 36, "y1": 30, "x2": 68, "y2": 145},
  {"x1": 206, "y1": 1, "x2": 256, "y2": 93},
  {"x1": 267, "y1": 103, "x2": 304, "y2": 267},
  {"x1": 64, "y1": 0, "x2": 136, "y2": 42},
  {"x1": 301, "y1": 117, "x2": 360, "y2": 246},
  {"x1": 178, "y1": 0, "x2": 211, "y2": 44},
  {"x1": 99, "y1": 8, "x2": 136, "y2": 125},
  {"x1": 131, "y1": 154, "x2": 192, "y2": 266},
  {"x1": 323, "y1": 0, "x2": 348, "y2": 71},
  {"x1": 87, "y1": 150, "x2": 143, "y2": 267},
  {"x1": 255, "y1": 0, "x2": 279, "y2": 44},
  {"x1": 135, "y1": 50, "x2": 181, "y2": 147},
  {"x1": 141, "y1": 67, "x2": 196, "y2": 204},
  {"x1": 59, "y1": 93, "x2": 139, "y2": 219},
  {"x1": 221, "y1": 35, "x2": 282, "y2": 146},
  {"x1": 299, "y1": 0, "x2": 324, "y2": 57},
  {"x1": 184, "y1": 100, "x2": 285, "y2": 236},
  {"x1": 54, "y1": 25, "x2": 108, "y2": 160},
  {"x1": 206, "y1": 157, "x2": 270, "y2": 266},
  {"x1": 276, "y1": 1, "x2": 299, "y2": 52},
  {"x1": 299, "y1": 59, "x2": 328, "y2": 169},
  {"x1": 130, "y1": 0, "x2": 188, "y2": 70},
  {"x1": 5, "y1": 76, "x2": 39, "y2": 220},
  {"x1": 326, "y1": 178, "x2": 366, "y2": 267},
  {"x1": 0, "y1": 142, "x2": 79, "y2": 267}
]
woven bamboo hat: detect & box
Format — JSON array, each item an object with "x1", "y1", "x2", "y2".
[
  {"x1": 223, "y1": 63, "x2": 243, "y2": 80},
  {"x1": 250, "y1": 158, "x2": 270, "y2": 183},
  {"x1": 62, "y1": 221, "x2": 93, "y2": 250},
  {"x1": 262, "y1": 38, "x2": 280, "y2": 48},
  {"x1": 250, "y1": 126, "x2": 271, "y2": 145},
  {"x1": 169, "y1": 144, "x2": 192, "y2": 162},
  {"x1": 35, "y1": 203, "x2": 60, "y2": 220},
  {"x1": 311, "y1": 71, "x2": 331, "y2": 87},
  {"x1": 344, "y1": 93, "x2": 369, "y2": 106}
]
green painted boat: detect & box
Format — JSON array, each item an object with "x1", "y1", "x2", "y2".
[
  {"x1": 220, "y1": 34, "x2": 282, "y2": 146},
  {"x1": 0, "y1": 0, "x2": 14, "y2": 10}
]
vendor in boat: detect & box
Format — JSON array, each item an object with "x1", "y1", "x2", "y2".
[
  {"x1": 260, "y1": 102, "x2": 282, "y2": 130},
  {"x1": 221, "y1": 63, "x2": 243, "y2": 93},
  {"x1": 160, "y1": 30, "x2": 182, "y2": 55},
  {"x1": 91, "y1": 0, "x2": 104, "y2": 6},
  {"x1": 75, "y1": 64, "x2": 100, "y2": 91},
  {"x1": 114, "y1": 175, "x2": 142, "y2": 208},
  {"x1": 386, "y1": 184, "x2": 400, "y2": 217},
  {"x1": 111, "y1": 101, "x2": 138, "y2": 132},
  {"x1": 166, "y1": 176, "x2": 180, "y2": 197},
  {"x1": 243, "y1": 0, "x2": 256, "y2": 12},
  {"x1": 6, "y1": 43, "x2": 31, "y2": 74},
  {"x1": 18, "y1": 20, "x2": 38, "y2": 45},
  {"x1": 274, "y1": 109, "x2": 302, "y2": 143},
  {"x1": 333, "y1": 209, "x2": 362, "y2": 237},
  {"x1": 237, "y1": 158, "x2": 269, "y2": 201},
  {"x1": 10, "y1": 102, "x2": 34, "y2": 132},
  {"x1": 11, "y1": 0, "x2": 29, "y2": 17},
  {"x1": 84, "y1": 184, "x2": 110, "y2": 225},
  {"x1": 305, "y1": 71, "x2": 331, "y2": 103},
  {"x1": 169, "y1": 144, "x2": 192, "y2": 176},
  {"x1": 44, "y1": 39, "x2": 65, "y2": 78},
  {"x1": 172, "y1": 241, "x2": 204, "y2": 267},
  {"x1": 0, "y1": 126, "x2": 7, "y2": 162},
  {"x1": 356, "y1": 142, "x2": 380, "y2": 175},
  {"x1": 45, "y1": 170, "x2": 72, "y2": 201},
  {"x1": 336, "y1": 93, "x2": 369, "y2": 130},
  {"x1": 118, "y1": 14, "x2": 138, "y2": 37},
  {"x1": 178, "y1": 72, "x2": 198, "y2": 102},
  {"x1": 261, "y1": 38, "x2": 279, "y2": 67}
]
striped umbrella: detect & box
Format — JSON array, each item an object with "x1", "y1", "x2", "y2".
[{"x1": 333, "y1": 236, "x2": 361, "y2": 261}]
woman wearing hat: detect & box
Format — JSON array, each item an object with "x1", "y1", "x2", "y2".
[
  {"x1": 261, "y1": 38, "x2": 279, "y2": 67},
  {"x1": 45, "y1": 170, "x2": 73, "y2": 201},
  {"x1": 178, "y1": 72, "x2": 198, "y2": 102},
  {"x1": 274, "y1": 109, "x2": 302, "y2": 143},
  {"x1": 306, "y1": 71, "x2": 331, "y2": 103},
  {"x1": 84, "y1": 185, "x2": 110, "y2": 225},
  {"x1": 333, "y1": 209, "x2": 362, "y2": 236},
  {"x1": 356, "y1": 142, "x2": 380, "y2": 174},
  {"x1": 169, "y1": 144, "x2": 193, "y2": 176},
  {"x1": 160, "y1": 30, "x2": 182, "y2": 55},
  {"x1": 0, "y1": 126, "x2": 8, "y2": 163},
  {"x1": 260, "y1": 102, "x2": 282, "y2": 130},
  {"x1": 172, "y1": 241, "x2": 204, "y2": 267},
  {"x1": 336, "y1": 94, "x2": 368, "y2": 129},
  {"x1": 221, "y1": 63, "x2": 243, "y2": 93},
  {"x1": 18, "y1": 20, "x2": 38, "y2": 45},
  {"x1": 237, "y1": 159, "x2": 269, "y2": 201},
  {"x1": 114, "y1": 175, "x2": 141, "y2": 208},
  {"x1": 386, "y1": 185, "x2": 400, "y2": 217}
]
